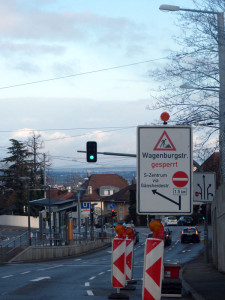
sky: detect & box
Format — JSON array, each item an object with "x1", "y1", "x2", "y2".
[{"x1": 0, "y1": 0, "x2": 196, "y2": 170}]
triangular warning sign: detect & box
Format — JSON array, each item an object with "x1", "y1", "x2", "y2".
[{"x1": 153, "y1": 130, "x2": 176, "y2": 151}]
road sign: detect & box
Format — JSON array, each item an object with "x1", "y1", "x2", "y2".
[
  {"x1": 110, "y1": 203, "x2": 115, "y2": 209},
  {"x1": 81, "y1": 202, "x2": 90, "y2": 212},
  {"x1": 172, "y1": 171, "x2": 189, "y2": 188},
  {"x1": 193, "y1": 172, "x2": 216, "y2": 202},
  {"x1": 137, "y1": 125, "x2": 192, "y2": 215}
]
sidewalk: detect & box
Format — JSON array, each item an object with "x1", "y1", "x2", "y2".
[{"x1": 182, "y1": 246, "x2": 225, "y2": 300}]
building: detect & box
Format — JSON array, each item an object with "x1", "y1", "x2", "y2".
[{"x1": 80, "y1": 174, "x2": 129, "y2": 224}]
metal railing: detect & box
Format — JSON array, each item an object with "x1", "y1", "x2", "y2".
[
  {"x1": 0, "y1": 232, "x2": 29, "y2": 263},
  {"x1": 0, "y1": 229, "x2": 114, "y2": 263}
]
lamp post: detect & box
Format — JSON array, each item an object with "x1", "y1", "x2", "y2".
[{"x1": 160, "y1": 4, "x2": 225, "y2": 183}]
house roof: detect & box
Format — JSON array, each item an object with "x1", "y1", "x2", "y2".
[
  {"x1": 50, "y1": 189, "x2": 73, "y2": 201},
  {"x1": 81, "y1": 174, "x2": 128, "y2": 202},
  {"x1": 103, "y1": 183, "x2": 136, "y2": 203}
]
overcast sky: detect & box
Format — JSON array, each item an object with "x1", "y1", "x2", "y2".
[{"x1": 0, "y1": 0, "x2": 196, "y2": 170}]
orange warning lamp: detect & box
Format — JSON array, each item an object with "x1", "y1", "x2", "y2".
[
  {"x1": 149, "y1": 220, "x2": 163, "y2": 233},
  {"x1": 115, "y1": 224, "x2": 126, "y2": 237},
  {"x1": 126, "y1": 227, "x2": 134, "y2": 237},
  {"x1": 160, "y1": 112, "x2": 170, "y2": 124}
]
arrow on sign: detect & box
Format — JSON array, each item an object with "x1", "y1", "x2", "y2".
[{"x1": 152, "y1": 190, "x2": 181, "y2": 210}]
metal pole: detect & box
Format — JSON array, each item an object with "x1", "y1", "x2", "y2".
[
  {"x1": 28, "y1": 189, "x2": 31, "y2": 246},
  {"x1": 101, "y1": 199, "x2": 103, "y2": 233},
  {"x1": 217, "y1": 12, "x2": 225, "y2": 183},
  {"x1": 48, "y1": 187, "x2": 52, "y2": 246},
  {"x1": 204, "y1": 204, "x2": 209, "y2": 263},
  {"x1": 77, "y1": 190, "x2": 81, "y2": 240},
  {"x1": 43, "y1": 154, "x2": 46, "y2": 198}
]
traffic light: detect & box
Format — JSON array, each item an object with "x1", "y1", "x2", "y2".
[
  {"x1": 86, "y1": 141, "x2": 97, "y2": 162},
  {"x1": 200, "y1": 204, "x2": 206, "y2": 220},
  {"x1": 111, "y1": 209, "x2": 117, "y2": 217}
]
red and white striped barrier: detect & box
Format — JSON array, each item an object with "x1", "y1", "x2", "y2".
[
  {"x1": 112, "y1": 238, "x2": 126, "y2": 288},
  {"x1": 142, "y1": 238, "x2": 164, "y2": 300},
  {"x1": 125, "y1": 238, "x2": 134, "y2": 281}
]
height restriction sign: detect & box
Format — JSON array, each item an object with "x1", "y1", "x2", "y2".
[{"x1": 137, "y1": 126, "x2": 193, "y2": 215}]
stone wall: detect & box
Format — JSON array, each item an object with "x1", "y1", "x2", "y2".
[
  {"x1": 9, "y1": 239, "x2": 112, "y2": 263},
  {"x1": 0, "y1": 215, "x2": 39, "y2": 228}
]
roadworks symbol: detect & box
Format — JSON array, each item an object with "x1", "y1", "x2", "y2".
[{"x1": 153, "y1": 131, "x2": 176, "y2": 151}]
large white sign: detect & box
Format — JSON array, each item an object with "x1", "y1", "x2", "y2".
[
  {"x1": 193, "y1": 172, "x2": 216, "y2": 202},
  {"x1": 137, "y1": 126, "x2": 193, "y2": 215}
]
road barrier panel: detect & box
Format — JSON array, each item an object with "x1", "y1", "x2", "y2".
[
  {"x1": 142, "y1": 238, "x2": 164, "y2": 300},
  {"x1": 108, "y1": 238, "x2": 129, "y2": 299},
  {"x1": 125, "y1": 238, "x2": 134, "y2": 282}
]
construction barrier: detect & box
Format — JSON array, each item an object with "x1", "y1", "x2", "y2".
[
  {"x1": 112, "y1": 238, "x2": 126, "y2": 288},
  {"x1": 162, "y1": 260, "x2": 182, "y2": 297},
  {"x1": 125, "y1": 238, "x2": 134, "y2": 281},
  {"x1": 142, "y1": 238, "x2": 164, "y2": 300}
]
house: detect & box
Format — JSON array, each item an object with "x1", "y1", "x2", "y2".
[
  {"x1": 201, "y1": 152, "x2": 220, "y2": 187},
  {"x1": 80, "y1": 174, "x2": 129, "y2": 224}
]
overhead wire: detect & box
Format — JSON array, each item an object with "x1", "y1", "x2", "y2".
[{"x1": 0, "y1": 57, "x2": 168, "y2": 90}]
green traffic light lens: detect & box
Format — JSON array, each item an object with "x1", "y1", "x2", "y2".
[{"x1": 90, "y1": 155, "x2": 95, "y2": 160}]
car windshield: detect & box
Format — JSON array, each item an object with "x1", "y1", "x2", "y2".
[
  {"x1": 183, "y1": 228, "x2": 196, "y2": 234},
  {"x1": 168, "y1": 217, "x2": 176, "y2": 220}
]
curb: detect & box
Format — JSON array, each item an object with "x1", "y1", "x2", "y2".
[{"x1": 182, "y1": 279, "x2": 205, "y2": 300}]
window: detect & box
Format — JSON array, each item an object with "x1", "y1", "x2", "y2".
[{"x1": 88, "y1": 186, "x2": 92, "y2": 195}]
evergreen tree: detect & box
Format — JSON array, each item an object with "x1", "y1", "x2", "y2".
[{"x1": 0, "y1": 139, "x2": 30, "y2": 214}]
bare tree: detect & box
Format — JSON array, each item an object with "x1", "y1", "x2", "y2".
[{"x1": 147, "y1": 0, "x2": 225, "y2": 162}]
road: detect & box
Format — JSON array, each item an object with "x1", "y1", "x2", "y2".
[{"x1": 0, "y1": 225, "x2": 209, "y2": 299}]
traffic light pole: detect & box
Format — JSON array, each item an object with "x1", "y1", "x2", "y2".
[
  {"x1": 78, "y1": 150, "x2": 136, "y2": 157},
  {"x1": 204, "y1": 204, "x2": 209, "y2": 263}
]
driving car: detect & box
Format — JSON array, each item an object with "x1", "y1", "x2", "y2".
[
  {"x1": 147, "y1": 227, "x2": 172, "y2": 247},
  {"x1": 126, "y1": 224, "x2": 139, "y2": 244},
  {"x1": 164, "y1": 216, "x2": 177, "y2": 226},
  {"x1": 177, "y1": 216, "x2": 193, "y2": 226},
  {"x1": 181, "y1": 227, "x2": 200, "y2": 243}
]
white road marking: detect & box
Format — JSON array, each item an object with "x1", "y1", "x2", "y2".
[
  {"x1": 87, "y1": 290, "x2": 94, "y2": 296},
  {"x1": 38, "y1": 265, "x2": 63, "y2": 271},
  {"x1": 98, "y1": 272, "x2": 104, "y2": 275},
  {"x1": 89, "y1": 276, "x2": 96, "y2": 280},
  {"x1": 107, "y1": 269, "x2": 111, "y2": 272},
  {"x1": 20, "y1": 271, "x2": 31, "y2": 275},
  {"x1": 85, "y1": 282, "x2": 90, "y2": 286},
  {"x1": 2, "y1": 275, "x2": 13, "y2": 278},
  {"x1": 30, "y1": 276, "x2": 51, "y2": 282}
]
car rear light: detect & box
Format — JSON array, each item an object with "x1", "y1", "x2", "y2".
[
  {"x1": 181, "y1": 231, "x2": 184, "y2": 234},
  {"x1": 166, "y1": 234, "x2": 169, "y2": 238},
  {"x1": 195, "y1": 230, "x2": 198, "y2": 235}
]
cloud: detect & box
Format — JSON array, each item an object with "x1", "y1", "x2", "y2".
[
  {"x1": 0, "y1": 41, "x2": 65, "y2": 56},
  {"x1": 0, "y1": 2, "x2": 146, "y2": 45}
]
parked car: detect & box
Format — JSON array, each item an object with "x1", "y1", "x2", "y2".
[
  {"x1": 164, "y1": 216, "x2": 177, "y2": 226},
  {"x1": 147, "y1": 227, "x2": 172, "y2": 247},
  {"x1": 177, "y1": 216, "x2": 193, "y2": 226},
  {"x1": 181, "y1": 227, "x2": 200, "y2": 243}
]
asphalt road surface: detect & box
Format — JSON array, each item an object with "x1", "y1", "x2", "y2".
[{"x1": 0, "y1": 225, "x2": 209, "y2": 299}]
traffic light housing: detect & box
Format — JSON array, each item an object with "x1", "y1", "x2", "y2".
[
  {"x1": 86, "y1": 141, "x2": 97, "y2": 162},
  {"x1": 200, "y1": 204, "x2": 206, "y2": 220},
  {"x1": 111, "y1": 209, "x2": 117, "y2": 217}
]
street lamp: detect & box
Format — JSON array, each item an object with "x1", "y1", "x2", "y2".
[{"x1": 160, "y1": 4, "x2": 225, "y2": 183}]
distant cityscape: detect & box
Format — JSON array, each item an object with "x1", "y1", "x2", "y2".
[{"x1": 47, "y1": 166, "x2": 136, "y2": 187}]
